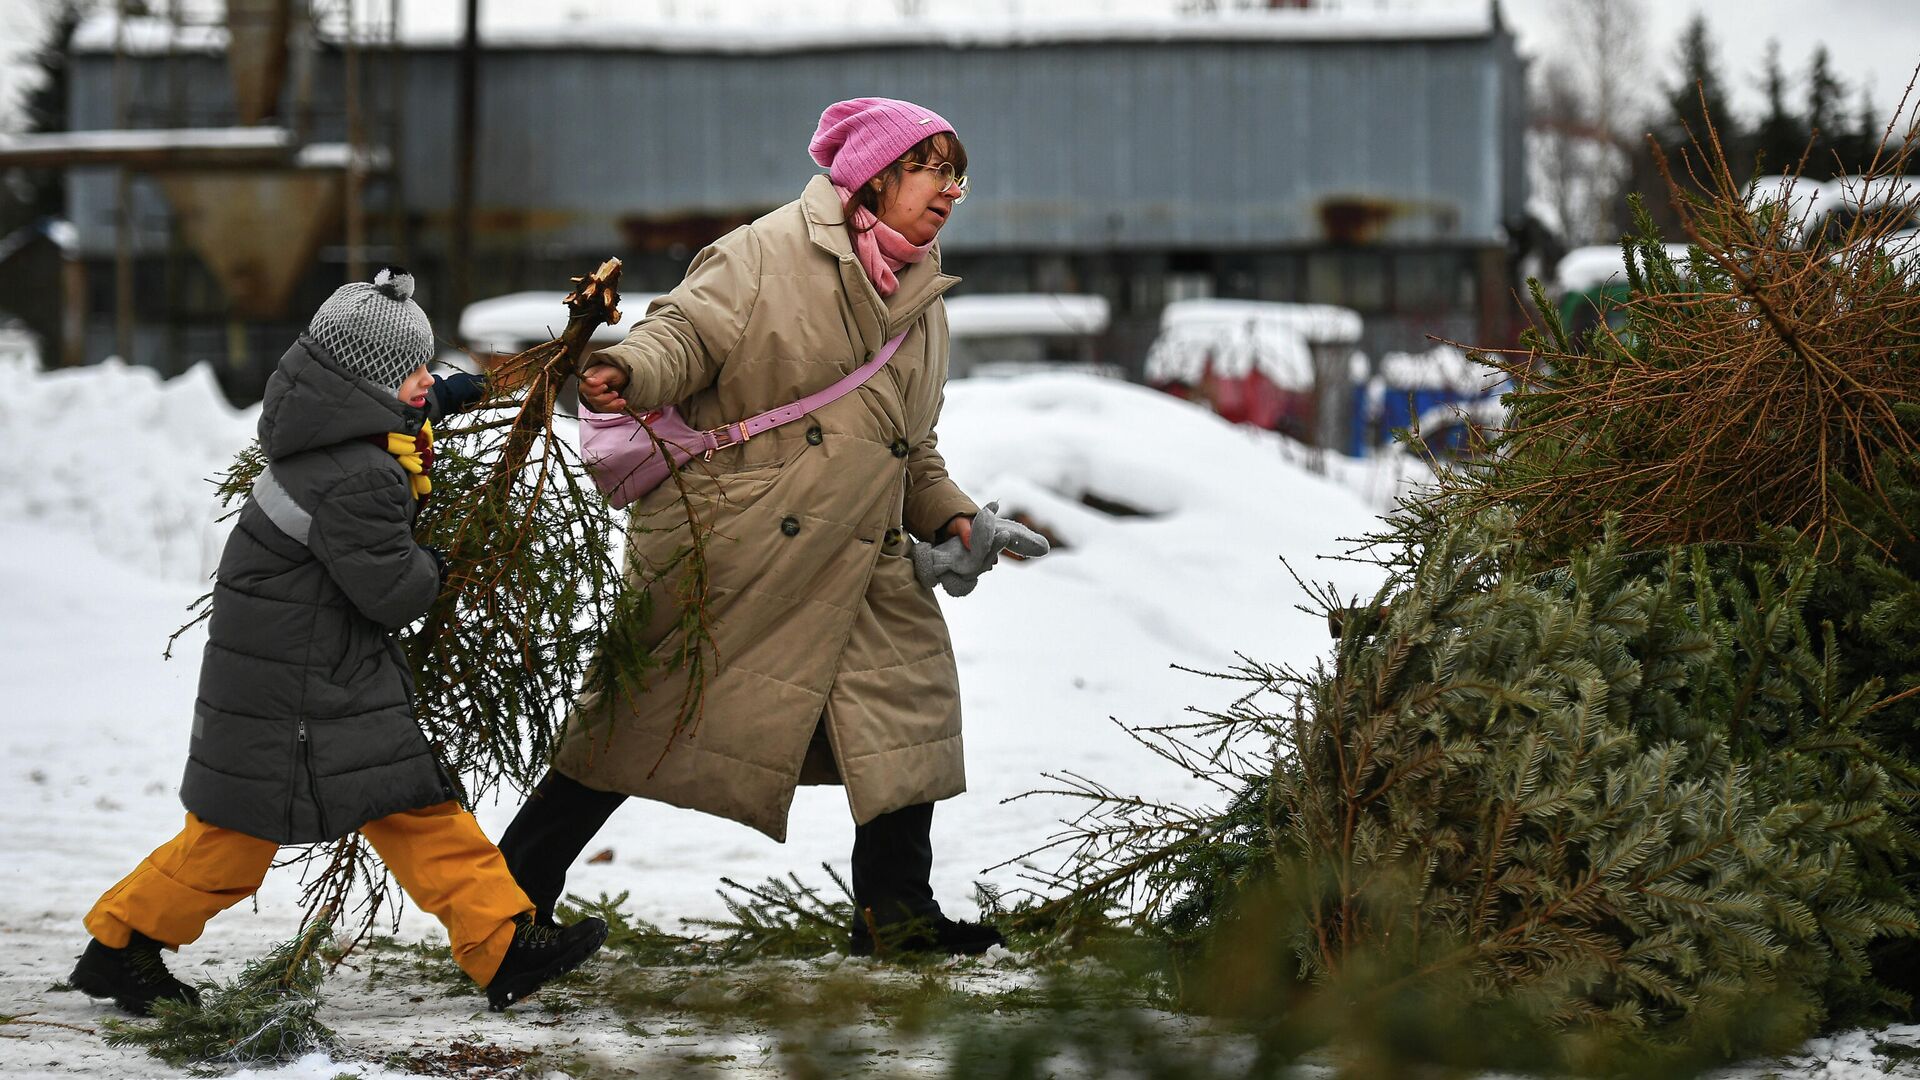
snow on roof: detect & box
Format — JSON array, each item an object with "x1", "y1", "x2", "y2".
[
  {"x1": 0, "y1": 218, "x2": 72, "y2": 265},
  {"x1": 1744, "y1": 175, "x2": 1837, "y2": 245},
  {"x1": 75, "y1": 9, "x2": 1498, "y2": 56},
  {"x1": 1831, "y1": 174, "x2": 1920, "y2": 212},
  {"x1": 293, "y1": 143, "x2": 392, "y2": 171},
  {"x1": 459, "y1": 291, "x2": 657, "y2": 352},
  {"x1": 0, "y1": 128, "x2": 383, "y2": 171},
  {"x1": 0, "y1": 127, "x2": 289, "y2": 153},
  {"x1": 71, "y1": 15, "x2": 226, "y2": 54},
  {"x1": 1375, "y1": 344, "x2": 1499, "y2": 394},
  {"x1": 1158, "y1": 298, "x2": 1364, "y2": 345},
  {"x1": 44, "y1": 219, "x2": 79, "y2": 254},
  {"x1": 1553, "y1": 243, "x2": 1694, "y2": 294},
  {"x1": 1145, "y1": 300, "x2": 1363, "y2": 390},
  {"x1": 1747, "y1": 174, "x2": 1835, "y2": 214},
  {"x1": 944, "y1": 294, "x2": 1109, "y2": 339},
  {"x1": 1145, "y1": 322, "x2": 1312, "y2": 390}
]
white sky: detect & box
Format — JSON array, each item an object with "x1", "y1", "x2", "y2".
[{"x1": 0, "y1": 0, "x2": 1916, "y2": 134}]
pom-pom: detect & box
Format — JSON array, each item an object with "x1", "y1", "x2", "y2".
[{"x1": 373, "y1": 265, "x2": 415, "y2": 302}]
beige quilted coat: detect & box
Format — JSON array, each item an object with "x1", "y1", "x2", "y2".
[{"x1": 551, "y1": 176, "x2": 979, "y2": 841}]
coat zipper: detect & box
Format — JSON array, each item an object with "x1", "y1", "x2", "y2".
[{"x1": 298, "y1": 720, "x2": 329, "y2": 838}]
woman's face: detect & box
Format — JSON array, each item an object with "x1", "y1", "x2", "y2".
[{"x1": 873, "y1": 154, "x2": 963, "y2": 246}]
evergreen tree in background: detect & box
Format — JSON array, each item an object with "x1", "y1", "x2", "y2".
[
  {"x1": 1752, "y1": 40, "x2": 1811, "y2": 176},
  {"x1": 1804, "y1": 45, "x2": 1849, "y2": 179},
  {"x1": 1849, "y1": 88, "x2": 1884, "y2": 174},
  {"x1": 0, "y1": 0, "x2": 80, "y2": 233},
  {"x1": 0, "y1": 1, "x2": 82, "y2": 366},
  {"x1": 1661, "y1": 14, "x2": 1742, "y2": 171}
]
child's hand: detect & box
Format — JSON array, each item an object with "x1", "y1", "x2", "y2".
[
  {"x1": 579, "y1": 365, "x2": 629, "y2": 413},
  {"x1": 431, "y1": 371, "x2": 488, "y2": 415}
]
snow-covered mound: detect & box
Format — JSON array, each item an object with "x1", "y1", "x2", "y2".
[
  {"x1": 937, "y1": 373, "x2": 1390, "y2": 669},
  {"x1": 0, "y1": 358, "x2": 256, "y2": 583}
]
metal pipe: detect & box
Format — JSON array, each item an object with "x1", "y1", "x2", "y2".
[
  {"x1": 449, "y1": 0, "x2": 479, "y2": 346},
  {"x1": 113, "y1": 0, "x2": 133, "y2": 365},
  {"x1": 164, "y1": 0, "x2": 184, "y2": 376},
  {"x1": 387, "y1": 0, "x2": 408, "y2": 265},
  {"x1": 344, "y1": 0, "x2": 365, "y2": 280}
]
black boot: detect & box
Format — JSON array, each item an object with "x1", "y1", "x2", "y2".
[
  {"x1": 498, "y1": 770, "x2": 628, "y2": 926},
  {"x1": 486, "y1": 913, "x2": 609, "y2": 1011},
  {"x1": 849, "y1": 912, "x2": 1006, "y2": 958},
  {"x1": 847, "y1": 802, "x2": 1005, "y2": 959},
  {"x1": 69, "y1": 932, "x2": 201, "y2": 1017}
]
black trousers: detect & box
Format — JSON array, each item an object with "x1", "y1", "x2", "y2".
[{"x1": 497, "y1": 769, "x2": 941, "y2": 928}]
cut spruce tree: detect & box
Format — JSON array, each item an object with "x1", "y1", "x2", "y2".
[{"x1": 1013, "y1": 105, "x2": 1920, "y2": 1072}]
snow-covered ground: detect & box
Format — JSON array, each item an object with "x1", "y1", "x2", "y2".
[{"x1": 2, "y1": 357, "x2": 1913, "y2": 1078}]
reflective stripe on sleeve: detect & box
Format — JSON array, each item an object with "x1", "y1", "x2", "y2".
[{"x1": 250, "y1": 466, "x2": 313, "y2": 546}]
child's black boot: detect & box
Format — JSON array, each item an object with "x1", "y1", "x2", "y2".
[
  {"x1": 70, "y1": 931, "x2": 201, "y2": 1016},
  {"x1": 486, "y1": 913, "x2": 608, "y2": 1011}
]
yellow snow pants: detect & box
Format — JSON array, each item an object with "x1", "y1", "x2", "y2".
[{"x1": 84, "y1": 801, "x2": 532, "y2": 985}]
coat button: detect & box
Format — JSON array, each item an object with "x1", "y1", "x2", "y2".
[
  {"x1": 781, "y1": 515, "x2": 801, "y2": 537},
  {"x1": 806, "y1": 426, "x2": 823, "y2": 446},
  {"x1": 890, "y1": 438, "x2": 910, "y2": 458}
]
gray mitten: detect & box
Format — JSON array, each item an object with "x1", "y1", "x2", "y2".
[{"x1": 908, "y1": 501, "x2": 1050, "y2": 597}]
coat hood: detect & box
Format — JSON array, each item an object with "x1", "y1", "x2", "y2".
[{"x1": 258, "y1": 335, "x2": 426, "y2": 460}]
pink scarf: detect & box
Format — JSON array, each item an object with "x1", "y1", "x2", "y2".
[{"x1": 833, "y1": 183, "x2": 934, "y2": 297}]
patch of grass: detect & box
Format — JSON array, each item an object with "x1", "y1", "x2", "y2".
[{"x1": 357, "y1": 935, "x2": 474, "y2": 998}]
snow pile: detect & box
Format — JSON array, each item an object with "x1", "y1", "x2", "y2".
[
  {"x1": 937, "y1": 373, "x2": 1390, "y2": 670},
  {"x1": 0, "y1": 323, "x2": 38, "y2": 365},
  {"x1": 0, "y1": 358, "x2": 256, "y2": 583}
]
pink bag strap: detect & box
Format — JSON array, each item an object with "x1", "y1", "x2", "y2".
[{"x1": 701, "y1": 329, "x2": 909, "y2": 453}]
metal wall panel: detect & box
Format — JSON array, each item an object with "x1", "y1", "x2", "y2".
[{"x1": 68, "y1": 29, "x2": 1524, "y2": 258}]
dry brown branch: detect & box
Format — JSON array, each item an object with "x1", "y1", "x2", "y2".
[{"x1": 1456, "y1": 97, "x2": 1920, "y2": 558}]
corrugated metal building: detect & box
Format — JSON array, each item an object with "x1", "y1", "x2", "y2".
[{"x1": 57, "y1": 8, "x2": 1527, "y2": 398}]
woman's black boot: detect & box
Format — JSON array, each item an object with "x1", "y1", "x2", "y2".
[
  {"x1": 848, "y1": 802, "x2": 1004, "y2": 958},
  {"x1": 498, "y1": 770, "x2": 628, "y2": 925}
]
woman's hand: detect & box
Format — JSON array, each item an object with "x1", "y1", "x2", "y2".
[
  {"x1": 579, "y1": 364, "x2": 631, "y2": 412},
  {"x1": 944, "y1": 514, "x2": 974, "y2": 551}
]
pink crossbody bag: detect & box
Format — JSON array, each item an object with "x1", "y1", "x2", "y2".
[{"x1": 578, "y1": 330, "x2": 909, "y2": 510}]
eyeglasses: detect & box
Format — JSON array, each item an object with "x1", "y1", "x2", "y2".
[{"x1": 901, "y1": 160, "x2": 969, "y2": 204}]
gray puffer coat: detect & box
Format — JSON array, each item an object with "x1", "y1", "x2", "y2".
[{"x1": 178, "y1": 335, "x2": 453, "y2": 844}]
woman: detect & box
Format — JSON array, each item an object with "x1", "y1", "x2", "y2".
[{"x1": 498, "y1": 98, "x2": 1003, "y2": 957}]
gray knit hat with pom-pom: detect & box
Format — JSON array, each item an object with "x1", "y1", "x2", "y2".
[{"x1": 307, "y1": 266, "x2": 434, "y2": 391}]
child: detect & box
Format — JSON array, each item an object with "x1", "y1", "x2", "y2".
[{"x1": 69, "y1": 268, "x2": 606, "y2": 1016}]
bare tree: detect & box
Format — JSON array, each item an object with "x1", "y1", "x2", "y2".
[
  {"x1": 1527, "y1": 0, "x2": 1650, "y2": 245},
  {"x1": 1563, "y1": 0, "x2": 1647, "y2": 149}
]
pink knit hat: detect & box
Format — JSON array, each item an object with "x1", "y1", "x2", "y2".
[{"x1": 808, "y1": 97, "x2": 956, "y2": 190}]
